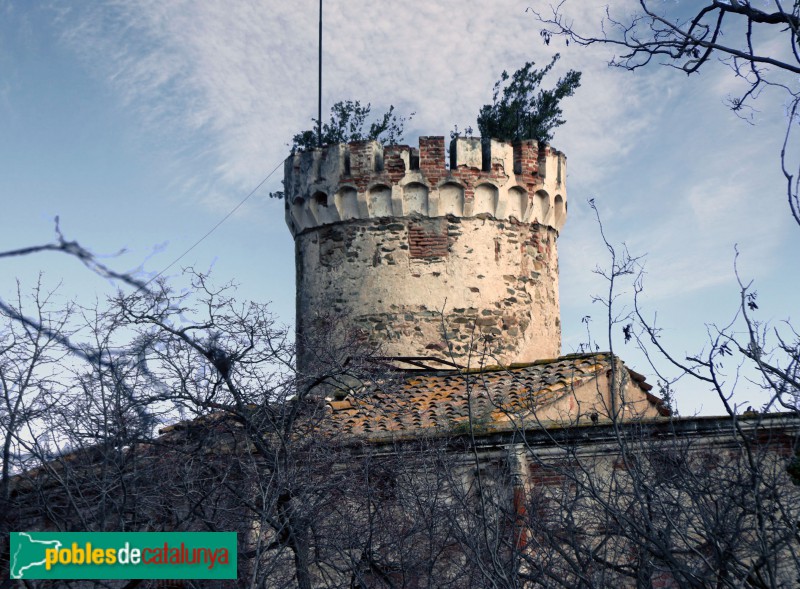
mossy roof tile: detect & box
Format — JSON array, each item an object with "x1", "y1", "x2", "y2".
[{"x1": 321, "y1": 353, "x2": 656, "y2": 437}]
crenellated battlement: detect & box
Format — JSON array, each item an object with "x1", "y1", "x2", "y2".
[
  {"x1": 286, "y1": 135, "x2": 569, "y2": 371},
  {"x1": 284, "y1": 136, "x2": 567, "y2": 237}
]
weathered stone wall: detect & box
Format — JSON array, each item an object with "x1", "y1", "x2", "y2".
[
  {"x1": 285, "y1": 136, "x2": 567, "y2": 372},
  {"x1": 296, "y1": 216, "x2": 560, "y2": 368}
]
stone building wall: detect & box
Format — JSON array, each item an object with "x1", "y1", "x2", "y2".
[{"x1": 284, "y1": 136, "x2": 567, "y2": 372}]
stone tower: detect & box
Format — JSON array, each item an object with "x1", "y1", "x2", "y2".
[{"x1": 283, "y1": 136, "x2": 567, "y2": 373}]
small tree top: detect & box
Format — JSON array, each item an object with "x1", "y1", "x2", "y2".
[
  {"x1": 291, "y1": 101, "x2": 413, "y2": 152},
  {"x1": 477, "y1": 54, "x2": 581, "y2": 144}
]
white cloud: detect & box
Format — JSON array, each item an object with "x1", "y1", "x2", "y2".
[
  {"x1": 52, "y1": 1, "x2": 670, "y2": 209},
  {"x1": 48, "y1": 0, "x2": 796, "y2": 314}
]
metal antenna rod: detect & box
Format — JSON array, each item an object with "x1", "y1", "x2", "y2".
[{"x1": 318, "y1": 0, "x2": 323, "y2": 147}]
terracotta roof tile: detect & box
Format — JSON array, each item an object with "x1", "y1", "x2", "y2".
[{"x1": 321, "y1": 353, "x2": 638, "y2": 439}]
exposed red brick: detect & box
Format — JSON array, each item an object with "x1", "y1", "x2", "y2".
[
  {"x1": 408, "y1": 219, "x2": 449, "y2": 259},
  {"x1": 383, "y1": 145, "x2": 407, "y2": 183},
  {"x1": 512, "y1": 485, "x2": 529, "y2": 549},
  {"x1": 514, "y1": 140, "x2": 539, "y2": 177},
  {"x1": 418, "y1": 136, "x2": 446, "y2": 184},
  {"x1": 529, "y1": 462, "x2": 567, "y2": 486}
]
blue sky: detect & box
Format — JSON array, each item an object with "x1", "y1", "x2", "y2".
[{"x1": 1, "y1": 0, "x2": 797, "y2": 415}]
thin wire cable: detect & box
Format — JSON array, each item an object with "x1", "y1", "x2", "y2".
[{"x1": 142, "y1": 156, "x2": 286, "y2": 290}]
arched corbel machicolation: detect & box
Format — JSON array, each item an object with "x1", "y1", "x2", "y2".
[
  {"x1": 284, "y1": 136, "x2": 567, "y2": 236},
  {"x1": 287, "y1": 136, "x2": 568, "y2": 371}
]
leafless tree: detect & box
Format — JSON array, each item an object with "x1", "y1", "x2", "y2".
[
  {"x1": 424, "y1": 203, "x2": 800, "y2": 589},
  {"x1": 0, "y1": 267, "x2": 434, "y2": 588},
  {"x1": 0, "y1": 279, "x2": 72, "y2": 514},
  {"x1": 531, "y1": 0, "x2": 800, "y2": 227},
  {"x1": 2, "y1": 214, "x2": 799, "y2": 589}
]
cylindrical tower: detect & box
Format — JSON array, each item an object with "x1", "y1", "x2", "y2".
[{"x1": 284, "y1": 136, "x2": 567, "y2": 373}]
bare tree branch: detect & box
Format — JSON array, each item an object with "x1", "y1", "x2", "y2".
[{"x1": 532, "y1": 0, "x2": 800, "y2": 227}]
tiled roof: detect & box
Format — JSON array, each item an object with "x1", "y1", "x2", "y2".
[
  {"x1": 142, "y1": 354, "x2": 666, "y2": 447},
  {"x1": 322, "y1": 353, "x2": 653, "y2": 439}
]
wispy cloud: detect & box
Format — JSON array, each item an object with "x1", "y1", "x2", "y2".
[
  {"x1": 49, "y1": 0, "x2": 796, "y2": 309},
  {"x1": 53, "y1": 1, "x2": 665, "y2": 207}
]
